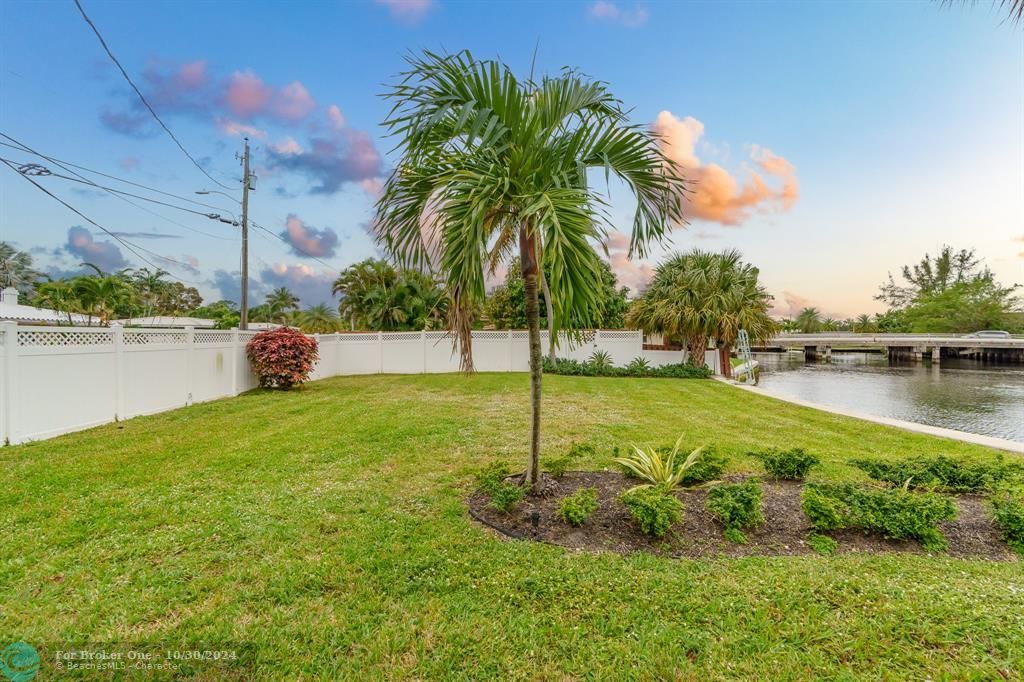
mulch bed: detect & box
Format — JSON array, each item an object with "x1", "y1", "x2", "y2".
[{"x1": 466, "y1": 471, "x2": 1018, "y2": 561}]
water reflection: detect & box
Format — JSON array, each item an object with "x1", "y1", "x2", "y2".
[{"x1": 753, "y1": 352, "x2": 1024, "y2": 442}]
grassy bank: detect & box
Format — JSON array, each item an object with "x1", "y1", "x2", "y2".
[{"x1": 2, "y1": 374, "x2": 1021, "y2": 678}]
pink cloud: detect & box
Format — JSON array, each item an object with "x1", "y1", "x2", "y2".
[
  {"x1": 224, "y1": 70, "x2": 272, "y2": 118},
  {"x1": 280, "y1": 214, "x2": 339, "y2": 258},
  {"x1": 327, "y1": 104, "x2": 346, "y2": 130},
  {"x1": 605, "y1": 230, "x2": 653, "y2": 293},
  {"x1": 651, "y1": 111, "x2": 800, "y2": 226},
  {"x1": 375, "y1": 0, "x2": 433, "y2": 23},
  {"x1": 272, "y1": 82, "x2": 316, "y2": 122},
  {"x1": 118, "y1": 156, "x2": 139, "y2": 171},
  {"x1": 216, "y1": 118, "x2": 267, "y2": 138}
]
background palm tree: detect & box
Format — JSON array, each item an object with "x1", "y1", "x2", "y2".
[
  {"x1": 297, "y1": 304, "x2": 341, "y2": 333},
  {"x1": 627, "y1": 249, "x2": 776, "y2": 378},
  {"x1": 853, "y1": 313, "x2": 877, "y2": 333},
  {"x1": 795, "y1": 307, "x2": 823, "y2": 333},
  {"x1": 374, "y1": 50, "x2": 683, "y2": 486},
  {"x1": 0, "y1": 241, "x2": 41, "y2": 297},
  {"x1": 333, "y1": 259, "x2": 397, "y2": 330},
  {"x1": 265, "y1": 287, "x2": 300, "y2": 323}
]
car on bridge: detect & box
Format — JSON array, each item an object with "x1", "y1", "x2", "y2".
[{"x1": 962, "y1": 330, "x2": 1011, "y2": 339}]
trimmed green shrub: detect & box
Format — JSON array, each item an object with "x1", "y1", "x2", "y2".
[
  {"x1": 588, "y1": 350, "x2": 614, "y2": 371},
  {"x1": 621, "y1": 486, "x2": 683, "y2": 536},
  {"x1": 990, "y1": 484, "x2": 1024, "y2": 555},
  {"x1": 475, "y1": 461, "x2": 526, "y2": 512},
  {"x1": 706, "y1": 478, "x2": 764, "y2": 543},
  {"x1": 558, "y1": 487, "x2": 599, "y2": 527},
  {"x1": 850, "y1": 455, "x2": 1019, "y2": 492},
  {"x1": 752, "y1": 447, "x2": 819, "y2": 480},
  {"x1": 543, "y1": 356, "x2": 712, "y2": 379},
  {"x1": 807, "y1": 533, "x2": 838, "y2": 556},
  {"x1": 801, "y1": 483, "x2": 957, "y2": 552},
  {"x1": 543, "y1": 442, "x2": 595, "y2": 478},
  {"x1": 673, "y1": 445, "x2": 727, "y2": 485}
]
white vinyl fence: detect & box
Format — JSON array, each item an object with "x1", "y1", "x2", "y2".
[{"x1": 0, "y1": 323, "x2": 716, "y2": 445}]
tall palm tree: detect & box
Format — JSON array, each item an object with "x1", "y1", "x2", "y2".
[
  {"x1": 627, "y1": 249, "x2": 776, "y2": 377},
  {"x1": 130, "y1": 268, "x2": 170, "y2": 318},
  {"x1": 374, "y1": 51, "x2": 683, "y2": 486}
]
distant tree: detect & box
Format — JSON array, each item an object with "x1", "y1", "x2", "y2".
[
  {"x1": 190, "y1": 300, "x2": 240, "y2": 330},
  {"x1": 33, "y1": 280, "x2": 80, "y2": 325},
  {"x1": 876, "y1": 246, "x2": 1021, "y2": 333},
  {"x1": 297, "y1": 303, "x2": 341, "y2": 333},
  {"x1": 485, "y1": 258, "x2": 629, "y2": 331},
  {"x1": 626, "y1": 249, "x2": 777, "y2": 375},
  {"x1": 265, "y1": 287, "x2": 300, "y2": 323},
  {"x1": 333, "y1": 259, "x2": 397, "y2": 330},
  {"x1": 0, "y1": 241, "x2": 41, "y2": 297},
  {"x1": 794, "y1": 307, "x2": 823, "y2": 333},
  {"x1": 853, "y1": 313, "x2": 877, "y2": 333}
]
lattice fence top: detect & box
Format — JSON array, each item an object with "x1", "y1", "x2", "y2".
[
  {"x1": 337, "y1": 333, "x2": 378, "y2": 342},
  {"x1": 18, "y1": 329, "x2": 113, "y2": 347},
  {"x1": 194, "y1": 331, "x2": 232, "y2": 344},
  {"x1": 124, "y1": 331, "x2": 186, "y2": 345},
  {"x1": 599, "y1": 330, "x2": 641, "y2": 339}
]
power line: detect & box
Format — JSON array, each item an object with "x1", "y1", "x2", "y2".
[
  {"x1": 72, "y1": 0, "x2": 235, "y2": 191},
  {"x1": 1, "y1": 158, "x2": 203, "y2": 284},
  {"x1": 0, "y1": 136, "x2": 235, "y2": 213},
  {"x1": 0, "y1": 134, "x2": 238, "y2": 242}
]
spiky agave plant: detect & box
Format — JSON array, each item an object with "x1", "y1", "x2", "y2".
[{"x1": 614, "y1": 435, "x2": 705, "y2": 492}]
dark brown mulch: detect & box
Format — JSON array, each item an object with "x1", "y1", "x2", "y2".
[{"x1": 466, "y1": 471, "x2": 1018, "y2": 561}]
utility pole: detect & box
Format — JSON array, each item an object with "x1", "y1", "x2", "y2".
[{"x1": 239, "y1": 138, "x2": 252, "y2": 330}]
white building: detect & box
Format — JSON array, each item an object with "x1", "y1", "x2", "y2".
[{"x1": 0, "y1": 286, "x2": 97, "y2": 325}]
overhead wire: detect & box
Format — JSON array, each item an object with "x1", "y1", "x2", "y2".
[
  {"x1": 72, "y1": 0, "x2": 235, "y2": 190},
  {"x1": 1, "y1": 158, "x2": 204, "y2": 284}
]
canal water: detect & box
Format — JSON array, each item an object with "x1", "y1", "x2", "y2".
[{"x1": 752, "y1": 352, "x2": 1024, "y2": 443}]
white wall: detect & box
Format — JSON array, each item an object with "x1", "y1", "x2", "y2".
[{"x1": 0, "y1": 324, "x2": 717, "y2": 445}]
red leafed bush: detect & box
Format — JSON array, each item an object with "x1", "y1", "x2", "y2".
[{"x1": 246, "y1": 327, "x2": 319, "y2": 389}]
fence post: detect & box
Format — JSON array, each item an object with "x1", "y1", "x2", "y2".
[
  {"x1": 184, "y1": 326, "x2": 195, "y2": 406},
  {"x1": 1, "y1": 321, "x2": 18, "y2": 445},
  {"x1": 230, "y1": 328, "x2": 239, "y2": 396},
  {"x1": 378, "y1": 331, "x2": 384, "y2": 374},
  {"x1": 335, "y1": 329, "x2": 344, "y2": 376},
  {"x1": 595, "y1": 329, "x2": 602, "y2": 357},
  {"x1": 111, "y1": 322, "x2": 125, "y2": 421},
  {"x1": 421, "y1": 330, "x2": 427, "y2": 374}
]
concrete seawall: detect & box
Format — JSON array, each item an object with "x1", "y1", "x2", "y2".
[{"x1": 716, "y1": 377, "x2": 1024, "y2": 454}]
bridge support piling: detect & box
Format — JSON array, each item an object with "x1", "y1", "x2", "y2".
[{"x1": 930, "y1": 347, "x2": 940, "y2": 364}]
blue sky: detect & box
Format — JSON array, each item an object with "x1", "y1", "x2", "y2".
[{"x1": 1, "y1": 0, "x2": 1021, "y2": 316}]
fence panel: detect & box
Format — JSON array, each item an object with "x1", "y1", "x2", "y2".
[{"x1": 1, "y1": 324, "x2": 721, "y2": 445}]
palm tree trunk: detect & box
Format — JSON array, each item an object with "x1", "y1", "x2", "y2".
[
  {"x1": 520, "y1": 226, "x2": 542, "y2": 488},
  {"x1": 687, "y1": 335, "x2": 707, "y2": 368},
  {"x1": 719, "y1": 345, "x2": 732, "y2": 378},
  {"x1": 540, "y1": 269, "x2": 556, "y2": 365}
]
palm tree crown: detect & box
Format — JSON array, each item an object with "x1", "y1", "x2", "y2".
[{"x1": 374, "y1": 51, "x2": 685, "y2": 485}]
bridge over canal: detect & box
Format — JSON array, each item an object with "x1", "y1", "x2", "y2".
[{"x1": 760, "y1": 333, "x2": 1024, "y2": 363}]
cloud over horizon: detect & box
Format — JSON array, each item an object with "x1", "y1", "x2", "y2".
[
  {"x1": 651, "y1": 111, "x2": 800, "y2": 226},
  {"x1": 279, "y1": 214, "x2": 339, "y2": 258},
  {"x1": 605, "y1": 229, "x2": 654, "y2": 293},
  {"x1": 63, "y1": 226, "x2": 128, "y2": 272}
]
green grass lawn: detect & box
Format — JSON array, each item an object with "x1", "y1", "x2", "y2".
[{"x1": 2, "y1": 374, "x2": 1022, "y2": 679}]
